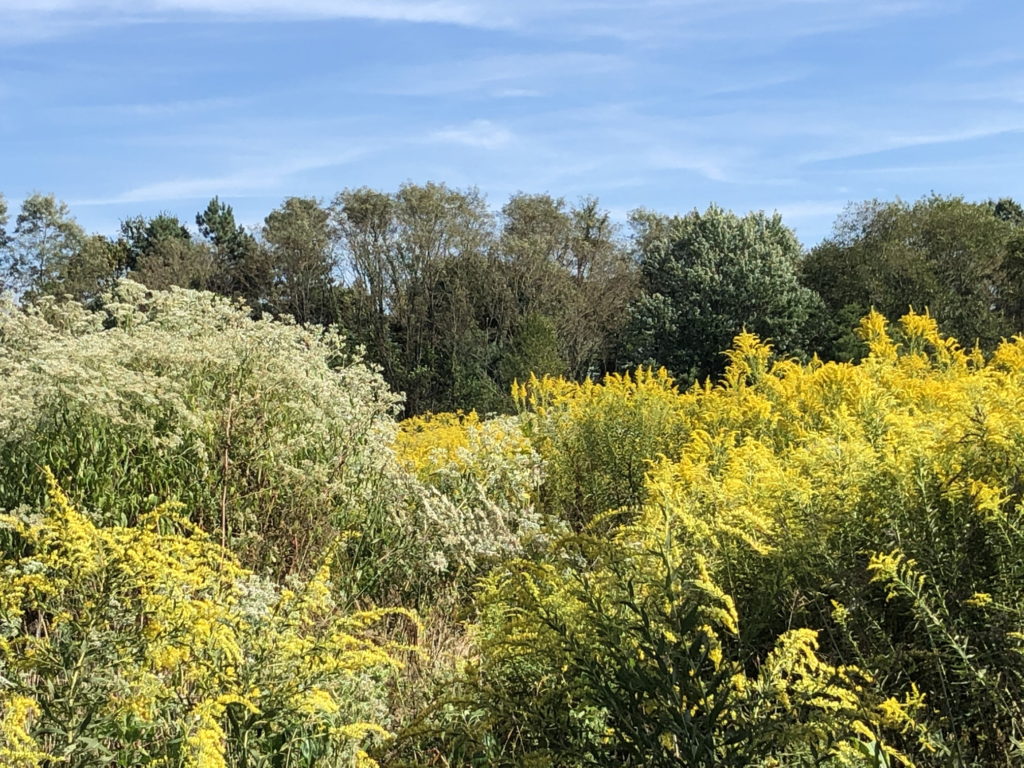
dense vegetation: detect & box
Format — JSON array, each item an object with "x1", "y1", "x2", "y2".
[
  {"x1": 3, "y1": 189, "x2": 1023, "y2": 414},
  {"x1": 2, "y1": 188, "x2": 1024, "y2": 766}
]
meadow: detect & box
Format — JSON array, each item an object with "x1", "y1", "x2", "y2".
[{"x1": 1, "y1": 282, "x2": 1023, "y2": 767}]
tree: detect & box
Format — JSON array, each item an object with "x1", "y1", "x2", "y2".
[
  {"x1": 332, "y1": 186, "x2": 634, "y2": 413},
  {"x1": 990, "y1": 198, "x2": 1024, "y2": 333},
  {"x1": 494, "y1": 193, "x2": 574, "y2": 381},
  {"x1": 132, "y1": 237, "x2": 219, "y2": 292},
  {"x1": 496, "y1": 194, "x2": 636, "y2": 381},
  {"x1": 2, "y1": 194, "x2": 86, "y2": 298},
  {"x1": 57, "y1": 234, "x2": 121, "y2": 302},
  {"x1": 803, "y1": 195, "x2": 1018, "y2": 354},
  {"x1": 0, "y1": 195, "x2": 11, "y2": 293},
  {"x1": 262, "y1": 196, "x2": 339, "y2": 325},
  {"x1": 992, "y1": 197, "x2": 1024, "y2": 226},
  {"x1": 0, "y1": 194, "x2": 10, "y2": 254},
  {"x1": 331, "y1": 187, "x2": 400, "y2": 378},
  {"x1": 498, "y1": 193, "x2": 573, "y2": 314},
  {"x1": 196, "y1": 197, "x2": 267, "y2": 305},
  {"x1": 120, "y1": 213, "x2": 191, "y2": 273},
  {"x1": 333, "y1": 183, "x2": 496, "y2": 413},
  {"x1": 116, "y1": 212, "x2": 223, "y2": 294},
  {"x1": 624, "y1": 205, "x2": 820, "y2": 381},
  {"x1": 560, "y1": 198, "x2": 636, "y2": 378}
]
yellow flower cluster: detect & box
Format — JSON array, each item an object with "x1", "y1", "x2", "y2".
[
  {"x1": 0, "y1": 470, "x2": 413, "y2": 768},
  {"x1": 0, "y1": 696, "x2": 50, "y2": 768},
  {"x1": 394, "y1": 410, "x2": 482, "y2": 475},
  {"x1": 470, "y1": 309, "x2": 1024, "y2": 765}
]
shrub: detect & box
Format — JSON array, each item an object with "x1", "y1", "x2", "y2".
[
  {"x1": 0, "y1": 281, "x2": 401, "y2": 575},
  {"x1": 0, "y1": 472, "x2": 415, "y2": 767},
  {"x1": 416, "y1": 311, "x2": 1024, "y2": 767},
  {"x1": 394, "y1": 411, "x2": 544, "y2": 577},
  {"x1": 513, "y1": 367, "x2": 691, "y2": 527}
]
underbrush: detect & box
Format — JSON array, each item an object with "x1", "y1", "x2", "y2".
[
  {"x1": 2, "y1": 284, "x2": 1022, "y2": 767},
  {"x1": 399, "y1": 312, "x2": 1024, "y2": 768}
]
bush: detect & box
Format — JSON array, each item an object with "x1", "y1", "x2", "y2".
[
  {"x1": 394, "y1": 411, "x2": 544, "y2": 577},
  {"x1": 416, "y1": 312, "x2": 1024, "y2": 767},
  {"x1": 512, "y1": 368, "x2": 691, "y2": 528},
  {"x1": 0, "y1": 472, "x2": 415, "y2": 767},
  {"x1": 0, "y1": 281, "x2": 401, "y2": 576}
]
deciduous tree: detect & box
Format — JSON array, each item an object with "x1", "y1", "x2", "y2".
[
  {"x1": 625, "y1": 205, "x2": 820, "y2": 381},
  {"x1": 2, "y1": 194, "x2": 86, "y2": 298}
]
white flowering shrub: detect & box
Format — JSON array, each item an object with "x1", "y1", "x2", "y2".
[
  {"x1": 394, "y1": 412, "x2": 544, "y2": 577},
  {"x1": 0, "y1": 281, "x2": 402, "y2": 575}
]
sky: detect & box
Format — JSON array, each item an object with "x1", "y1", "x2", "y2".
[{"x1": 1, "y1": 0, "x2": 1022, "y2": 246}]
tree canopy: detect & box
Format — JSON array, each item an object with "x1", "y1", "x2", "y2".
[
  {"x1": 624, "y1": 205, "x2": 820, "y2": 381},
  {"x1": 3, "y1": 187, "x2": 1024, "y2": 413}
]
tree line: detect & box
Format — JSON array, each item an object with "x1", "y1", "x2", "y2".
[{"x1": 2, "y1": 186, "x2": 1022, "y2": 414}]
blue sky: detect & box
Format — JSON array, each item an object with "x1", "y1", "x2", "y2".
[{"x1": 1, "y1": 0, "x2": 1022, "y2": 246}]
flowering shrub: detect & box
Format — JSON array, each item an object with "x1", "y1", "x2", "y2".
[
  {"x1": 0, "y1": 281, "x2": 401, "y2": 575},
  {"x1": 0, "y1": 472, "x2": 415, "y2": 767},
  {"x1": 512, "y1": 367, "x2": 691, "y2": 527},
  {"x1": 394, "y1": 411, "x2": 544, "y2": 575},
  {"x1": 413, "y1": 311, "x2": 1024, "y2": 767},
  {"x1": 6, "y1": 287, "x2": 1024, "y2": 767}
]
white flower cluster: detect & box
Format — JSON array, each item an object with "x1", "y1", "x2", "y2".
[
  {"x1": 408, "y1": 416, "x2": 544, "y2": 575},
  {"x1": 0, "y1": 281, "x2": 402, "y2": 573}
]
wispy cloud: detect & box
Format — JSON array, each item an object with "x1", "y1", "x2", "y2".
[
  {"x1": 373, "y1": 52, "x2": 626, "y2": 97},
  {"x1": 0, "y1": 0, "x2": 505, "y2": 44},
  {"x1": 0, "y1": 0, "x2": 946, "y2": 45},
  {"x1": 524, "y1": 0, "x2": 940, "y2": 44},
  {"x1": 57, "y1": 96, "x2": 247, "y2": 121},
  {"x1": 74, "y1": 146, "x2": 369, "y2": 205},
  {"x1": 3, "y1": 0, "x2": 1017, "y2": 250},
  {"x1": 0, "y1": 0, "x2": 500, "y2": 25},
  {"x1": 646, "y1": 148, "x2": 734, "y2": 183},
  {"x1": 802, "y1": 123, "x2": 1024, "y2": 165},
  {"x1": 950, "y1": 49, "x2": 1024, "y2": 69},
  {"x1": 431, "y1": 119, "x2": 514, "y2": 149}
]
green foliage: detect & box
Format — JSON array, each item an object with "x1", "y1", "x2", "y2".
[
  {"x1": 8, "y1": 184, "x2": 1024, "y2": 767},
  {"x1": 263, "y1": 196, "x2": 340, "y2": 325},
  {"x1": 0, "y1": 194, "x2": 10, "y2": 253},
  {"x1": 2, "y1": 194, "x2": 86, "y2": 298},
  {"x1": 412, "y1": 515, "x2": 906, "y2": 767},
  {"x1": 624, "y1": 205, "x2": 821, "y2": 382},
  {"x1": 195, "y1": 197, "x2": 268, "y2": 304},
  {"x1": 0, "y1": 281, "x2": 402, "y2": 576},
  {"x1": 0, "y1": 473, "x2": 411, "y2": 768},
  {"x1": 332, "y1": 183, "x2": 497, "y2": 414},
  {"x1": 803, "y1": 195, "x2": 1021, "y2": 356},
  {"x1": 331, "y1": 185, "x2": 634, "y2": 415},
  {"x1": 132, "y1": 235, "x2": 220, "y2": 292},
  {"x1": 120, "y1": 213, "x2": 192, "y2": 272}
]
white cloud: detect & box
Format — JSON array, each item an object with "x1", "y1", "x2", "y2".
[
  {"x1": 374, "y1": 52, "x2": 626, "y2": 96},
  {"x1": 0, "y1": 0, "x2": 945, "y2": 45},
  {"x1": 74, "y1": 146, "x2": 368, "y2": 205},
  {"x1": 802, "y1": 123, "x2": 1024, "y2": 165},
  {"x1": 57, "y1": 96, "x2": 246, "y2": 120},
  {"x1": 950, "y1": 49, "x2": 1024, "y2": 69},
  {"x1": 431, "y1": 119, "x2": 513, "y2": 149},
  {"x1": 0, "y1": 0, "x2": 498, "y2": 24},
  {"x1": 646, "y1": 149, "x2": 733, "y2": 183},
  {"x1": 492, "y1": 88, "x2": 544, "y2": 99},
  {"x1": 0, "y1": 0, "x2": 506, "y2": 43}
]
